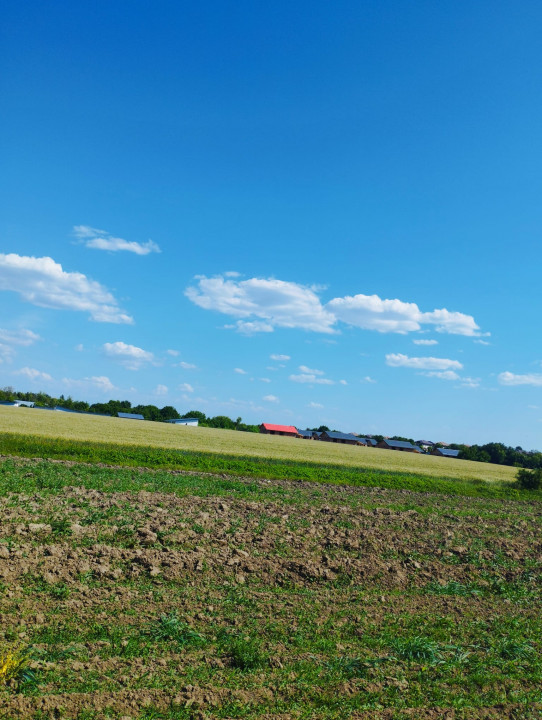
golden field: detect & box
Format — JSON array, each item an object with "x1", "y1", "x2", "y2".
[{"x1": 0, "y1": 405, "x2": 516, "y2": 483}]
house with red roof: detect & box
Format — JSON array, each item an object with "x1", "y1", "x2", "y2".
[{"x1": 259, "y1": 423, "x2": 299, "y2": 437}]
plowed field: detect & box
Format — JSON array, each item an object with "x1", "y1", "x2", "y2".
[{"x1": 0, "y1": 458, "x2": 540, "y2": 719}]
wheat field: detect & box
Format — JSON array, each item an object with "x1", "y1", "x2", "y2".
[{"x1": 0, "y1": 406, "x2": 516, "y2": 483}]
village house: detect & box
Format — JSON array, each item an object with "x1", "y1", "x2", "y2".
[{"x1": 259, "y1": 423, "x2": 299, "y2": 437}]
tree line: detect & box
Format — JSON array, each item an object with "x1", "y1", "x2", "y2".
[{"x1": 452, "y1": 442, "x2": 542, "y2": 469}]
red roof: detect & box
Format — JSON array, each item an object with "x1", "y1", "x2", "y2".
[{"x1": 261, "y1": 423, "x2": 299, "y2": 434}]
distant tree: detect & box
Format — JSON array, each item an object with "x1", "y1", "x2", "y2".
[
  {"x1": 207, "y1": 415, "x2": 236, "y2": 430},
  {"x1": 160, "y1": 405, "x2": 180, "y2": 422},
  {"x1": 181, "y1": 410, "x2": 207, "y2": 422},
  {"x1": 132, "y1": 404, "x2": 162, "y2": 422}
]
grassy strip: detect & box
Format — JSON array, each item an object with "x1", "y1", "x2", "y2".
[{"x1": 0, "y1": 432, "x2": 535, "y2": 501}]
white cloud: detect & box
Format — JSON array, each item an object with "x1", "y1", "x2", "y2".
[
  {"x1": 329, "y1": 294, "x2": 483, "y2": 336},
  {"x1": 62, "y1": 375, "x2": 116, "y2": 392},
  {"x1": 186, "y1": 275, "x2": 336, "y2": 334},
  {"x1": 474, "y1": 339, "x2": 490, "y2": 346},
  {"x1": 260, "y1": 377, "x2": 271, "y2": 383},
  {"x1": 179, "y1": 382, "x2": 194, "y2": 393},
  {"x1": 413, "y1": 339, "x2": 438, "y2": 346},
  {"x1": 299, "y1": 365, "x2": 325, "y2": 375},
  {"x1": 155, "y1": 384, "x2": 168, "y2": 395},
  {"x1": 75, "y1": 343, "x2": 84, "y2": 352},
  {"x1": 423, "y1": 370, "x2": 461, "y2": 381},
  {"x1": 289, "y1": 373, "x2": 334, "y2": 385},
  {"x1": 186, "y1": 273, "x2": 485, "y2": 337},
  {"x1": 386, "y1": 353, "x2": 463, "y2": 371},
  {"x1": 74, "y1": 226, "x2": 160, "y2": 255},
  {"x1": 328, "y1": 295, "x2": 422, "y2": 333},
  {"x1": 15, "y1": 367, "x2": 52, "y2": 381},
  {"x1": 0, "y1": 328, "x2": 40, "y2": 364},
  {"x1": 234, "y1": 320, "x2": 274, "y2": 334},
  {"x1": 308, "y1": 401, "x2": 323, "y2": 409},
  {"x1": 270, "y1": 354, "x2": 290, "y2": 361},
  {"x1": 263, "y1": 394, "x2": 279, "y2": 403},
  {"x1": 176, "y1": 361, "x2": 197, "y2": 369},
  {"x1": 0, "y1": 253, "x2": 133, "y2": 324},
  {"x1": 460, "y1": 377, "x2": 480, "y2": 388},
  {"x1": 339, "y1": 379, "x2": 348, "y2": 385},
  {"x1": 103, "y1": 341, "x2": 154, "y2": 370},
  {"x1": 0, "y1": 328, "x2": 40, "y2": 346},
  {"x1": 498, "y1": 371, "x2": 542, "y2": 387},
  {"x1": 167, "y1": 349, "x2": 179, "y2": 356},
  {"x1": 362, "y1": 376, "x2": 377, "y2": 384},
  {"x1": 234, "y1": 368, "x2": 247, "y2": 375},
  {"x1": 87, "y1": 376, "x2": 116, "y2": 392},
  {"x1": 0, "y1": 345, "x2": 15, "y2": 363}
]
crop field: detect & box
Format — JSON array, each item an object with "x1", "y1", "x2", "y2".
[
  {"x1": 0, "y1": 408, "x2": 539, "y2": 718},
  {"x1": 0, "y1": 407, "x2": 516, "y2": 484},
  {"x1": 0, "y1": 454, "x2": 541, "y2": 719}
]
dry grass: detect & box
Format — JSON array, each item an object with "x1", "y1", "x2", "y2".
[{"x1": 0, "y1": 405, "x2": 516, "y2": 483}]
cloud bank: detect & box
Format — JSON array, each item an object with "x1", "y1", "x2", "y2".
[{"x1": 186, "y1": 274, "x2": 484, "y2": 337}]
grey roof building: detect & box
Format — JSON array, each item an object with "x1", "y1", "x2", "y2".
[
  {"x1": 432, "y1": 448, "x2": 460, "y2": 458},
  {"x1": 320, "y1": 431, "x2": 364, "y2": 445},
  {"x1": 377, "y1": 439, "x2": 423, "y2": 453},
  {"x1": 118, "y1": 412, "x2": 144, "y2": 420}
]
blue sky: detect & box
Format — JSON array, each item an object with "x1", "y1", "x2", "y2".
[{"x1": 1, "y1": 0, "x2": 541, "y2": 447}]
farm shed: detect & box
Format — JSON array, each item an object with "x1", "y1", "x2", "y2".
[
  {"x1": 118, "y1": 412, "x2": 144, "y2": 420},
  {"x1": 432, "y1": 448, "x2": 460, "y2": 458},
  {"x1": 320, "y1": 431, "x2": 364, "y2": 445},
  {"x1": 168, "y1": 418, "x2": 199, "y2": 426},
  {"x1": 259, "y1": 423, "x2": 299, "y2": 437},
  {"x1": 364, "y1": 438, "x2": 377, "y2": 446},
  {"x1": 296, "y1": 429, "x2": 315, "y2": 439},
  {"x1": 377, "y1": 439, "x2": 423, "y2": 453}
]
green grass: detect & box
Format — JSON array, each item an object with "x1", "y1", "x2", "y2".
[{"x1": 0, "y1": 432, "x2": 535, "y2": 500}]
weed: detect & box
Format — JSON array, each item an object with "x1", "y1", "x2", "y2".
[
  {"x1": 146, "y1": 612, "x2": 206, "y2": 647},
  {"x1": 49, "y1": 582, "x2": 70, "y2": 599},
  {"x1": 219, "y1": 631, "x2": 268, "y2": 670},
  {"x1": 496, "y1": 638, "x2": 535, "y2": 661},
  {"x1": 49, "y1": 517, "x2": 72, "y2": 537},
  {"x1": 390, "y1": 636, "x2": 442, "y2": 665},
  {"x1": 0, "y1": 644, "x2": 35, "y2": 688}
]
